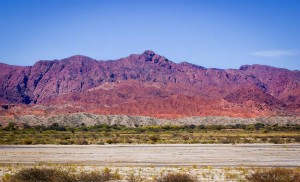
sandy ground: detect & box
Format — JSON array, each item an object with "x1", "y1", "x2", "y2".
[{"x1": 0, "y1": 144, "x2": 300, "y2": 167}]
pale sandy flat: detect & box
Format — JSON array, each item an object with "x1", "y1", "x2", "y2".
[{"x1": 0, "y1": 144, "x2": 299, "y2": 167}]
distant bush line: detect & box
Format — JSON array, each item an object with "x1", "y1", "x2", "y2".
[
  {"x1": 2, "y1": 121, "x2": 300, "y2": 132},
  {"x1": 0, "y1": 122, "x2": 299, "y2": 145}
]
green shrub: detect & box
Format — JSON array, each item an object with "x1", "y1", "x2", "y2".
[
  {"x1": 101, "y1": 167, "x2": 112, "y2": 181},
  {"x1": 5, "y1": 122, "x2": 16, "y2": 131},
  {"x1": 2, "y1": 173, "x2": 11, "y2": 181}
]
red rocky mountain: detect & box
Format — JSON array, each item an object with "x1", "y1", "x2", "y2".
[{"x1": 0, "y1": 50, "x2": 299, "y2": 118}]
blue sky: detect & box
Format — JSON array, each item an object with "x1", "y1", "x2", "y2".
[{"x1": 0, "y1": 0, "x2": 299, "y2": 70}]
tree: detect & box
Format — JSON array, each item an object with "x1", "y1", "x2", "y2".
[
  {"x1": 70, "y1": 128, "x2": 75, "y2": 134},
  {"x1": 6, "y1": 122, "x2": 15, "y2": 131}
]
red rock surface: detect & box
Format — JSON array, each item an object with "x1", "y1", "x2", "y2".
[{"x1": 0, "y1": 50, "x2": 299, "y2": 118}]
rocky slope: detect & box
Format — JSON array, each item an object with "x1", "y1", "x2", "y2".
[
  {"x1": 0, "y1": 50, "x2": 299, "y2": 122},
  {"x1": 1, "y1": 112, "x2": 299, "y2": 127}
]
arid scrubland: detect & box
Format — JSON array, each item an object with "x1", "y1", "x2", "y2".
[
  {"x1": 1, "y1": 122, "x2": 299, "y2": 145},
  {"x1": 1, "y1": 164, "x2": 300, "y2": 182}
]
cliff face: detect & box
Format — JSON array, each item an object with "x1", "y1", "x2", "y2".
[{"x1": 0, "y1": 50, "x2": 299, "y2": 118}]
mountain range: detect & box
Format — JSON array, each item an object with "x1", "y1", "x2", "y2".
[{"x1": 0, "y1": 50, "x2": 299, "y2": 122}]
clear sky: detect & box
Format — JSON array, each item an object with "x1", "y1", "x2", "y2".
[{"x1": 0, "y1": 0, "x2": 299, "y2": 70}]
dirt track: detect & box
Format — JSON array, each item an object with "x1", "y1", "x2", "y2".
[{"x1": 1, "y1": 144, "x2": 299, "y2": 167}]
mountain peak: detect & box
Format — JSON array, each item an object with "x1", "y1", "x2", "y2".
[
  {"x1": 66, "y1": 55, "x2": 93, "y2": 61},
  {"x1": 142, "y1": 50, "x2": 156, "y2": 56},
  {"x1": 239, "y1": 64, "x2": 291, "y2": 72},
  {"x1": 179, "y1": 62, "x2": 206, "y2": 69}
]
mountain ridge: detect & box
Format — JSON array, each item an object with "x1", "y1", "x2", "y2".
[
  {"x1": 0, "y1": 50, "x2": 299, "y2": 119},
  {"x1": 3, "y1": 50, "x2": 298, "y2": 71}
]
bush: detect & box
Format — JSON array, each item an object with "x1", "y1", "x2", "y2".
[
  {"x1": 106, "y1": 138, "x2": 119, "y2": 144},
  {"x1": 5, "y1": 122, "x2": 15, "y2": 131},
  {"x1": 77, "y1": 171, "x2": 108, "y2": 182},
  {"x1": 106, "y1": 139, "x2": 113, "y2": 144},
  {"x1": 269, "y1": 137, "x2": 283, "y2": 144},
  {"x1": 254, "y1": 123, "x2": 265, "y2": 130},
  {"x1": 155, "y1": 173, "x2": 196, "y2": 182},
  {"x1": 149, "y1": 135, "x2": 160, "y2": 143},
  {"x1": 22, "y1": 139, "x2": 33, "y2": 145},
  {"x1": 127, "y1": 171, "x2": 143, "y2": 182},
  {"x1": 7, "y1": 168, "x2": 74, "y2": 182},
  {"x1": 6, "y1": 167, "x2": 117, "y2": 182},
  {"x1": 48, "y1": 123, "x2": 66, "y2": 131},
  {"x1": 220, "y1": 138, "x2": 233, "y2": 144},
  {"x1": 294, "y1": 136, "x2": 300, "y2": 142},
  {"x1": 75, "y1": 139, "x2": 88, "y2": 145},
  {"x1": 77, "y1": 167, "x2": 117, "y2": 182},
  {"x1": 125, "y1": 138, "x2": 133, "y2": 144},
  {"x1": 246, "y1": 168, "x2": 300, "y2": 182},
  {"x1": 181, "y1": 135, "x2": 190, "y2": 141}
]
